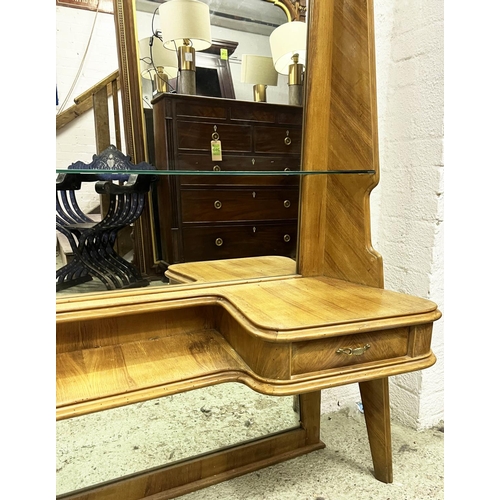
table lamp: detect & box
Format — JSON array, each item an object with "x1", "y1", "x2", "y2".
[
  {"x1": 269, "y1": 21, "x2": 307, "y2": 106},
  {"x1": 159, "y1": 0, "x2": 212, "y2": 95},
  {"x1": 241, "y1": 55, "x2": 278, "y2": 103},
  {"x1": 139, "y1": 36, "x2": 178, "y2": 94}
]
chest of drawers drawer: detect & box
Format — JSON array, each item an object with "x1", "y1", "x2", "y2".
[
  {"x1": 177, "y1": 121, "x2": 253, "y2": 153},
  {"x1": 175, "y1": 153, "x2": 301, "y2": 172},
  {"x1": 181, "y1": 188, "x2": 299, "y2": 223},
  {"x1": 175, "y1": 154, "x2": 301, "y2": 187},
  {"x1": 182, "y1": 222, "x2": 298, "y2": 262}
]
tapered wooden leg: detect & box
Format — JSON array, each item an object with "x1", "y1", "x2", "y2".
[
  {"x1": 299, "y1": 391, "x2": 322, "y2": 445},
  {"x1": 358, "y1": 377, "x2": 393, "y2": 483}
]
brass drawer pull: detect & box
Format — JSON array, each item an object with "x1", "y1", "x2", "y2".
[
  {"x1": 213, "y1": 165, "x2": 221, "y2": 171},
  {"x1": 283, "y1": 234, "x2": 291, "y2": 243},
  {"x1": 215, "y1": 238, "x2": 223, "y2": 247},
  {"x1": 284, "y1": 200, "x2": 291, "y2": 208},
  {"x1": 284, "y1": 130, "x2": 291, "y2": 146},
  {"x1": 336, "y1": 344, "x2": 371, "y2": 356},
  {"x1": 214, "y1": 200, "x2": 222, "y2": 209}
]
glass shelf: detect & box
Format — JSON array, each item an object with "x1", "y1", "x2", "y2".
[{"x1": 56, "y1": 169, "x2": 376, "y2": 176}]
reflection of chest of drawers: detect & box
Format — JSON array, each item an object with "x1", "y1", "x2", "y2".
[{"x1": 151, "y1": 93, "x2": 303, "y2": 264}]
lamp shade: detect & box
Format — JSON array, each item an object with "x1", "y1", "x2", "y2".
[
  {"x1": 139, "y1": 36, "x2": 178, "y2": 80},
  {"x1": 269, "y1": 21, "x2": 307, "y2": 75},
  {"x1": 159, "y1": 0, "x2": 212, "y2": 52},
  {"x1": 241, "y1": 55, "x2": 278, "y2": 86}
]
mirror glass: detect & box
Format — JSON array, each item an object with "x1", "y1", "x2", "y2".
[
  {"x1": 56, "y1": 1, "x2": 305, "y2": 495},
  {"x1": 56, "y1": 383, "x2": 300, "y2": 495},
  {"x1": 56, "y1": 0, "x2": 307, "y2": 296}
]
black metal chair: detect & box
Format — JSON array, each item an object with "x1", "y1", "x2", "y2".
[{"x1": 56, "y1": 145, "x2": 157, "y2": 291}]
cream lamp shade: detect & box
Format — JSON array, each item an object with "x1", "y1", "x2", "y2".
[
  {"x1": 139, "y1": 36, "x2": 178, "y2": 80},
  {"x1": 159, "y1": 0, "x2": 212, "y2": 51},
  {"x1": 269, "y1": 21, "x2": 307, "y2": 75},
  {"x1": 241, "y1": 55, "x2": 278, "y2": 86}
]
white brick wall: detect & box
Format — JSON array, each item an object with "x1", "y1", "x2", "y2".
[
  {"x1": 373, "y1": 0, "x2": 444, "y2": 429},
  {"x1": 56, "y1": 1, "x2": 444, "y2": 430}
]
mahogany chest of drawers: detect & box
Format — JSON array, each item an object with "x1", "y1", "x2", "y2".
[{"x1": 151, "y1": 93, "x2": 303, "y2": 265}]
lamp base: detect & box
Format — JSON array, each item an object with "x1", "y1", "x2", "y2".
[
  {"x1": 178, "y1": 69, "x2": 196, "y2": 95},
  {"x1": 253, "y1": 84, "x2": 268, "y2": 102},
  {"x1": 154, "y1": 70, "x2": 169, "y2": 94},
  {"x1": 288, "y1": 84, "x2": 303, "y2": 106}
]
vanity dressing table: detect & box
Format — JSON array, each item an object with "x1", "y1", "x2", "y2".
[{"x1": 56, "y1": 0, "x2": 442, "y2": 498}]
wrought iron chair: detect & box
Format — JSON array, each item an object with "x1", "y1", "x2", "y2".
[{"x1": 56, "y1": 145, "x2": 157, "y2": 291}]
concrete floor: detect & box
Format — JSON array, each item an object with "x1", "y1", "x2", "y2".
[
  {"x1": 177, "y1": 410, "x2": 444, "y2": 500},
  {"x1": 57, "y1": 389, "x2": 444, "y2": 500}
]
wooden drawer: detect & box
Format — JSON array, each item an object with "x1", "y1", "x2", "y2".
[
  {"x1": 175, "y1": 154, "x2": 301, "y2": 187},
  {"x1": 175, "y1": 154, "x2": 301, "y2": 172},
  {"x1": 181, "y1": 188, "x2": 299, "y2": 222},
  {"x1": 181, "y1": 223, "x2": 297, "y2": 262},
  {"x1": 229, "y1": 103, "x2": 303, "y2": 125},
  {"x1": 174, "y1": 101, "x2": 228, "y2": 120},
  {"x1": 254, "y1": 126, "x2": 302, "y2": 154},
  {"x1": 177, "y1": 121, "x2": 253, "y2": 152},
  {"x1": 291, "y1": 327, "x2": 410, "y2": 375}
]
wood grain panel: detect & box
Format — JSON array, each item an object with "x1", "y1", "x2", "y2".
[
  {"x1": 291, "y1": 327, "x2": 409, "y2": 375},
  {"x1": 57, "y1": 329, "x2": 247, "y2": 409},
  {"x1": 298, "y1": 0, "x2": 383, "y2": 287}
]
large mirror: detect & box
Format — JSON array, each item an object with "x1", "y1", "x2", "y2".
[
  {"x1": 56, "y1": 0, "x2": 308, "y2": 495},
  {"x1": 56, "y1": 0, "x2": 308, "y2": 297}
]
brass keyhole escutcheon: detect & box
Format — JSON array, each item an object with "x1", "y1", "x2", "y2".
[
  {"x1": 284, "y1": 200, "x2": 291, "y2": 208},
  {"x1": 214, "y1": 200, "x2": 222, "y2": 210},
  {"x1": 283, "y1": 234, "x2": 291, "y2": 243},
  {"x1": 215, "y1": 238, "x2": 223, "y2": 247},
  {"x1": 212, "y1": 125, "x2": 219, "y2": 141},
  {"x1": 213, "y1": 165, "x2": 221, "y2": 171}
]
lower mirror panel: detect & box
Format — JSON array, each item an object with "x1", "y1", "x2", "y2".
[{"x1": 56, "y1": 384, "x2": 299, "y2": 496}]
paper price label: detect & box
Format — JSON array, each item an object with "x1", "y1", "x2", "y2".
[
  {"x1": 211, "y1": 140, "x2": 222, "y2": 161},
  {"x1": 220, "y1": 48, "x2": 228, "y2": 60}
]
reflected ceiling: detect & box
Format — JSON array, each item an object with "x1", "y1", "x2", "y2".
[{"x1": 136, "y1": 0, "x2": 288, "y2": 36}]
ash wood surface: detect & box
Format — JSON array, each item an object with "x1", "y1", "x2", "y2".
[
  {"x1": 299, "y1": 0, "x2": 383, "y2": 287},
  {"x1": 165, "y1": 256, "x2": 298, "y2": 283},
  {"x1": 56, "y1": 276, "x2": 440, "y2": 420}
]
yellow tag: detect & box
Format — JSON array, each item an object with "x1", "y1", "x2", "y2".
[
  {"x1": 211, "y1": 140, "x2": 222, "y2": 161},
  {"x1": 220, "y1": 48, "x2": 228, "y2": 60}
]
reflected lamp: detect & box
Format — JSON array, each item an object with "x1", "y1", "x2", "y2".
[
  {"x1": 139, "y1": 36, "x2": 178, "y2": 95},
  {"x1": 241, "y1": 55, "x2": 278, "y2": 103},
  {"x1": 159, "y1": 0, "x2": 212, "y2": 95},
  {"x1": 269, "y1": 21, "x2": 307, "y2": 106}
]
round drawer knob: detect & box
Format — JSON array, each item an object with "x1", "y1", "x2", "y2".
[
  {"x1": 215, "y1": 238, "x2": 224, "y2": 247},
  {"x1": 213, "y1": 165, "x2": 221, "y2": 171},
  {"x1": 284, "y1": 167, "x2": 290, "y2": 172},
  {"x1": 214, "y1": 200, "x2": 222, "y2": 210},
  {"x1": 284, "y1": 200, "x2": 291, "y2": 208},
  {"x1": 283, "y1": 234, "x2": 291, "y2": 243},
  {"x1": 284, "y1": 136, "x2": 292, "y2": 146}
]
